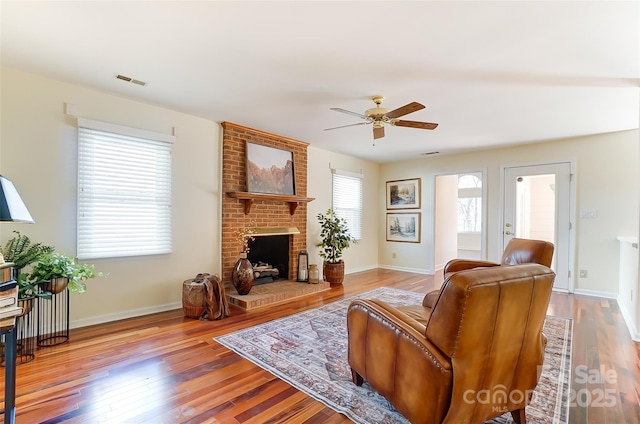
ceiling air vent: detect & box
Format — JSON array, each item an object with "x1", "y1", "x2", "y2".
[{"x1": 115, "y1": 74, "x2": 147, "y2": 87}]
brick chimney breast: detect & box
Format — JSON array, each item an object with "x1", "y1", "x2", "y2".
[{"x1": 221, "y1": 122, "x2": 310, "y2": 284}]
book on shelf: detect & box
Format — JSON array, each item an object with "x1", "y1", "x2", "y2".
[
  {"x1": 0, "y1": 305, "x2": 22, "y2": 320},
  {"x1": 1, "y1": 262, "x2": 14, "y2": 282},
  {"x1": 0, "y1": 296, "x2": 16, "y2": 308},
  {"x1": 1, "y1": 263, "x2": 18, "y2": 312}
]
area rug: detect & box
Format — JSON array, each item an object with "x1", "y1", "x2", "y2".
[{"x1": 214, "y1": 287, "x2": 572, "y2": 424}]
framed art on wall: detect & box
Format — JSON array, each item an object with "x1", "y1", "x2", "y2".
[
  {"x1": 386, "y1": 212, "x2": 421, "y2": 243},
  {"x1": 246, "y1": 141, "x2": 295, "y2": 195},
  {"x1": 386, "y1": 178, "x2": 420, "y2": 209}
]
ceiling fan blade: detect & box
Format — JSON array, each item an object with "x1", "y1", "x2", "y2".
[
  {"x1": 373, "y1": 126, "x2": 385, "y2": 139},
  {"x1": 323, "y1": 122, "x2": 368, "y2": 131},
  {"x1": 385, "y1": 102, "x2": 425, "y2": 119},
  {"x1": 330, "y1": 107, "x2": 368, "y2": 119},
  {"x1": 394, "y1": 120, "x2": 439, "y2": 130}
]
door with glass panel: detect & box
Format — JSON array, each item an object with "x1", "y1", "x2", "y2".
[{"x1": 502, "y1": 163, "x2": 572, "y2": 291}]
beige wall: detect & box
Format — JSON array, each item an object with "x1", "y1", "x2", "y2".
[
  {"x1": 0, "y1": 67, "x2": 221, "y2": 327},
  {"x1": 306, "y1": 146, "x2": 380, "y2": 276},
  {"x1": 381, "y1": 130, "x2": 639, "y2": 297},
  {"x1": 434, "y1": 174, "x2": 458, "y2": 270}
]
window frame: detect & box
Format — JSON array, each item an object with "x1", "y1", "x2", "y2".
[{"x1": 76, "y1": 118, "x2": 174, "y2": 260}]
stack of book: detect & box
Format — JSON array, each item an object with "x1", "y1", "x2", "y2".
[{"x1": 0, "y1": 262, "x2": 22, "y2": 321}]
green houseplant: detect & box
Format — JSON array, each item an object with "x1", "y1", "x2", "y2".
[
  {"x1": 316, "y1": 208, "x2": 357, "y2": 284},
  {"x1": 29, "y1": 253, "x2": 104, "y2": 294},
  {"x1": 1, "y1": 231, "x2": 55, "y2": 311},
  {"x1": 1, "y1": 231, "x2": 54, "y2": 275}
]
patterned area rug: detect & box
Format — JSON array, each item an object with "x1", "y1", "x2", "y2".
[{"x1": 215, "y1": 287, "x2": 572, "y2": 424}]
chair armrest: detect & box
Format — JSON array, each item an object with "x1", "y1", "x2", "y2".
[
  {"x1": 443, "y1": 259, "x2": 500, "y2": 275},
  {"x1": 348, "y1": 299, "x2": 451, "y2": 371},
  {"x1": 347, "y1": 299, "x2": 453, "y2": 423},
  {"x1": 422, "y1": 289, "x2": 440, "y2": 308}
]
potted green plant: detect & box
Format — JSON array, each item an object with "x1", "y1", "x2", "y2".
[
  {"x1": 1, "y1": 231, "x2": 54, "y2": 276},
  {"x1": 316, "y1": 208, "x2": 357, "y2": 284},
  {"x1": 29, "y1": 253, "x2": 104, "y2": 294}
]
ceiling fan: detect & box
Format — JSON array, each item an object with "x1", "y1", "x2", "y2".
[{"x1": 324, "y1": 96, "x2": 438, "y2": 141}]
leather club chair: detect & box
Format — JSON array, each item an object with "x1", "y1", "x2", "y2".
[
  {"x1": 347, "y1": 263, "x2": 556, "y2": 424},
  {"x1": 409, "y1": 238, "x2": 554, "y2": 321}
]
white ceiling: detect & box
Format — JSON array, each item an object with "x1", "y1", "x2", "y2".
[{"x1": 1, "y1": 1, "x2": 638, "y2": 163}]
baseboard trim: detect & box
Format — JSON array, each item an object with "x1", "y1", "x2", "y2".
[
  {"x1": 378, "y1": 265, "x2": 433, "y2": 275},
  {"x1": 617, "y1": 297, "x2": 640, "y2": 342},
  {"x1": 345, "y1": 265, "x2": 378, "y2": 275},
  {"x1": 70, "y1": 302, "x2": 182, "y2": 329},
  {"x1": 572, "y1": 288, "x2": 617, "y2": 299}
]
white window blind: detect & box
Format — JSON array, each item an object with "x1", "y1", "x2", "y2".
[
  {"x1": 77, "y1": 118, "x2": 173, "y2": 259},
  {"x1": 332, "y1": 169, "x2": 363, "y2": 241}
]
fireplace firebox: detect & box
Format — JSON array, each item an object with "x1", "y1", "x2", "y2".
[{"x1": 247, "y1": 235, "x2": 289, "y2": 285}]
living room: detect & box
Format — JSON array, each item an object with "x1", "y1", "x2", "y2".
[{"x1": 1, "y1": 2, "x2": 639, "y2": 423}]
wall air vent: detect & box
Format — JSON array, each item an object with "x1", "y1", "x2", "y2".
[{"x1": 115, "y1": 74, "x2": 148, "y2": 87}]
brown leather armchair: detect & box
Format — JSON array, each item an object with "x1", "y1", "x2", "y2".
[
  {"x1": 413, "y1": 238, "x2": 554, "y2": 315},
  {"x1": 347, "y1": 263, "x2": 556, "y2": 424},
  {"x1": 443, "y1": 238, "x2": 554, "y2": 276}
]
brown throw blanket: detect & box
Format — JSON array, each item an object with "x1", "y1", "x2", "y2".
[{"x1": 201, "y1": 274, "x2": 230, "y2": 320}]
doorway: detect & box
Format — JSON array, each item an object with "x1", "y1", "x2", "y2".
[
  {"x1": 502, "y1": 162, "x2": 573, "y2": 291},
  {"x1": 434, "y1": 171, "x2": 486, "y2": 271}
]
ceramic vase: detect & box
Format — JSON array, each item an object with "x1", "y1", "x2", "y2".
[{"x1": 232, "y1": 253, "x2": 254, "y2": 295}]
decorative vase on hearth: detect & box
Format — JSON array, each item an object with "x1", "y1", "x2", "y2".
[{"x1": 232, "y1": 253, "x2": 254, "y2": 295}]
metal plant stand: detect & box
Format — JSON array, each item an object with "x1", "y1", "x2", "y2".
[
  {"x1": 37, "y1": 282, "x2": 69, "y2": 347},
  {"x1": 15, "y1": 297, "x2": 36, "y2": 364}
]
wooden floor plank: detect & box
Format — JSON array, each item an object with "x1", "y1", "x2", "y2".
[{"x1": 1, "y1": 268, "x2": 638, "y2": 423}]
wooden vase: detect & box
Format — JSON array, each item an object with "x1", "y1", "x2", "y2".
[
  {"x1": 232, "y1": 255, "x2": 254, "y2": 295},
  {"x1": 323, "y1": 260, "x2": 345, "y2": 285},
  {"x1": 182, "y1": 280, "x2": 206, "y2": 318}
]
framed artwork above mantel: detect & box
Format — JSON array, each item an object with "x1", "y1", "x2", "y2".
[{"x1": 246, "y1": 141, "x2": 295, "y2": 195}]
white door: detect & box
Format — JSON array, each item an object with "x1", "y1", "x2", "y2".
[{"x1": 502, "y1": 162, "x2": 572, "y2": 291}]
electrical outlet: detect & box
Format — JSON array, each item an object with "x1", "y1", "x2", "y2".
[
  {"x1": 579, "y1": 270, "x2": 588, "y2": 278},
  {"x1": 392, "y1": 252, "x2": 396, "y2": 259}
]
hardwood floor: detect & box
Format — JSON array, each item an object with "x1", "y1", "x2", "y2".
[{"x1": 2, "y1": 268, "x2": 639, "y2": 423}]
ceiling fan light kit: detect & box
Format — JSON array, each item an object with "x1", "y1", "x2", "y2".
[{"x1": 325, "y1": 95, "x2": 438, "y2": 144}]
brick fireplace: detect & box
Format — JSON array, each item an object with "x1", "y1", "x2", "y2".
[{"x1": 221, "y1": 122, "x2": 311, "y2": 285}]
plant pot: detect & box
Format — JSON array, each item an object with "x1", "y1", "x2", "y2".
[
  {"x1": 323, "y1": 260, "x2": 345, "y2": 285},
  {"x1": 232, "y1": 256, "x2": 254, "y2": 295},
  {"x1": 41, "y1": 277, "x2": 69, "y2": 294},
  {"x1": 18, "y1": 296, "x2": 35, "y2": 316}
]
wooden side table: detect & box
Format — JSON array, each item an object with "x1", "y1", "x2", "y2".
[{"x1": 1, "y1": 316, "x2": 17, "y2": 424}]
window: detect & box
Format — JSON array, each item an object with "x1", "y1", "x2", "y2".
[
  {"x1": 457, "y1": 174, "x2": 482, "y2": 233},
  {"x1": 332, "y1": 169, "x2": 363, "y2": 240},
  {"x1": 77, "y1": 118, "x2": 173, "y2": 259}
]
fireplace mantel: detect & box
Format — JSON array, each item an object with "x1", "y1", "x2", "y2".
[{"x1": 227, "y1": 191, "x2": 315, "y2": 215}]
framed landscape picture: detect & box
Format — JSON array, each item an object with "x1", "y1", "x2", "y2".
[
  {"x1": 386, "y1": 178, "x2": 420, "y2": 209},
  {"x1": 386, "y1": 212, "x2": 421, "y2": 243},
  {"x1": 246, "y1": 141, "x2": 295, "y2": 195}
]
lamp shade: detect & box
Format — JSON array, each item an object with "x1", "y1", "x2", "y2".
[{"x1": 0, "y1": 175, "x2": 34, "y2": 223}]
